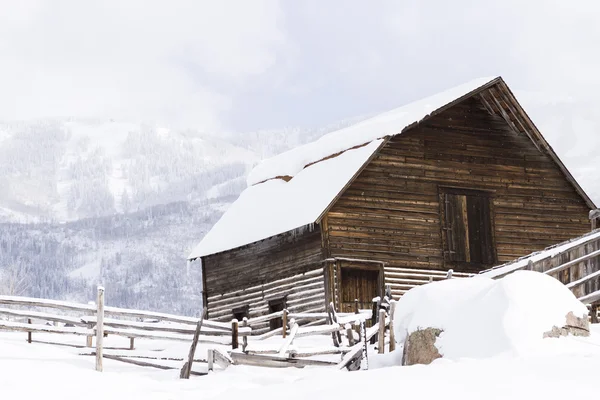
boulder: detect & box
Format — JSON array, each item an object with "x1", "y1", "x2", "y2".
[
  {"x1": 543, "y1": 311, "x2": 590, "y2": 338},
  {"x1": 401, "y1": 328, "x2": 443, "y2": 366}
]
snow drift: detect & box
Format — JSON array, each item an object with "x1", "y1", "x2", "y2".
[{"x1": 394, "y1": 271, "x2": 589, "y2": 360}]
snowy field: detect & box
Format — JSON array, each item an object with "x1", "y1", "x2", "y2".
[
  {"x1": 2, "y1": 272, "x2": 599, "y2": 399},
  {"x1": 1, "y1": 326, "x2": 600, "y2": 400}
]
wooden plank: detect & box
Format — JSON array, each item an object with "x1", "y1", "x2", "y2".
[
  {"x1": 0, "y1": 308, "x2": 87, "y2": 327},
  {"x1": 278, "y1": 321, "x2": 299, "y2": 357},
  {"x1": 180, "y1": 308, "x2": 205, "y2": 379},
  {"x1": 229, "y1": 352, "x2": 337, "y2": 368}
]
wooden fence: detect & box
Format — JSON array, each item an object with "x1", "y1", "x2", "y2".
[
  {"x1": 0, "y1": 288, "x2": 396, "y2": 373},
  {"x1": 213, "y1": 300, "x2": 396, "y2": 371},
  {"x1": 481, "y1": 227, "x2": 600, "y2": 320}
]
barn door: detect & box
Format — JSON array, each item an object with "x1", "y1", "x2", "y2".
[
  {"x1": 443, "y1": 190, "x2": 495, "y2": 268},
  {"x1": 339, "y1": 265, "x2": 382, "y2": 313}
]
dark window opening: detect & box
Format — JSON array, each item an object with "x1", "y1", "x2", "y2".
[
  {"x1": 442, "y1": 189, "x2": 495, "y2": 268},
  {"x1": 268, "y1": 298, "x2": 286, "y2": 331},
  {"x1": 232, "y1": 305, "x2": 249, "y2": 322}
]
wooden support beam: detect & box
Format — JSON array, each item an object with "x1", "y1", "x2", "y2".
[
  {"x1": 282, "y1": 309, "x2": 288, "y2": 339},
  {"x1": 231, "y1": 319, "x2": 239, "y2": 350},
  {"x1": 389, "y1": 301, "x2": 396, "y2": 352},
  {"x1": 95, "y1": 286, "x2": 105, "y2": 372},
  {"x1": 477, "y1": 93, "x2": 495, "y2": 115},
  {"x1": 378, "y1": 309, "x2": 386, "y2": 354},
  {"x1": 180, "y1": 309, "x2": 205, "y2": 379}
]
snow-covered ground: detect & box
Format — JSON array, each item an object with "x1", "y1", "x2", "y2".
[
  {"x1": 2, "y1": 271, "x2": 599, "y2": 399},
  {"x1": 1, "y1": 327, "x2": 600, "y2": 400}
]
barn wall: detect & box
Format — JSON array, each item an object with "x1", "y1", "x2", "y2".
[
  {"x1": 202, "y1": 225, "x2": 326, "y2": 332},
  {"x1": 325, "y1": 96, "x2": 591, "y2": 298}
]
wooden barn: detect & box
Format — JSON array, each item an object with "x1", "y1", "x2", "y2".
[{"x1": 188, "y1": 76, "x2": 596, "y2": 333}]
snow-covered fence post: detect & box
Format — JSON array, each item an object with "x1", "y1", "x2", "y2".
[
  {"x1": 370, "y1": 297, "x2": 379, "y2": 344},
  {"x1": 207, "y1": 349, "x2": 214, "y2": 372},
  {"x1": 231, "y1": 319, "x2": 239, "y2": 350},
  {"x1": 282, "y1": 309, "x2": 288, "y2": 338},
  {"x1": 378, "y1": 309, "x2": 386, "y2": 354},
  {"x1": 345, "y1": 323, "x2": 355, "y2": 346},
  {"x1": 86, "y1": 301, "x2": 94, "y2": 347},
  {"x1": 446, "y1": 269, "x2": 453, "y2": 279},
  {"x1": 95, "y1": 286, "x2": 105, "y2": 372},
  {"x1": 327, "y1": 302, "x2": 341, "y2": 347},
  {"x1": 242, "y1": 317, "x2": 249, "y2": 352},
  {"x1": 590, "y1": 209, "x2": 600, "y2": 231},
  {"x1": 388, "y1": 300, "x2": 397, "y2": 352},
  {"x1": 360, "y1": 320, "x2": 368, "y2": 370},
  {"x1": 27, "y1": 318, "x2": 32, "y2": 343}
]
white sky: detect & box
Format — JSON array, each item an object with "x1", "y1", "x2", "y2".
[{"x1": 0, "y1": 0, "x2": 599, "y2": 135}]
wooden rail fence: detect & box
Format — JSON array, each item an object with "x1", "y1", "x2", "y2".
[{"x1": 0, "y1": 288, "x2": 398, "y2": 373}]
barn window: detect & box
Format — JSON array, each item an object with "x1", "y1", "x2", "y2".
[
  {"x1": 268, "y1": 298, "x2": 286, "y2": 331},
  {"x1": 232, "y1": 305, "x2": 249, "y2": 322},
  {"x1": 442, "y1": 188, "x2": 495, "y2": 268}
]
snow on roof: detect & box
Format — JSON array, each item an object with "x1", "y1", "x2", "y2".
[
  {"x1": 189, "y1": 76, "x2": 499, "y2": 259},
  {"x1": 247, "y1": 76, "x2": 499, "y2": 186},
  {"x1": 480, "y1": 229, "x2": 600, "y2": 279},
  {"x1": 188, "y1": 140, "x2": 384, "y2": 259}
]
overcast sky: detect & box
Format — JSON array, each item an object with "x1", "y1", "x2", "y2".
[{"x1": 1, "y1": 1, "x2": 599, "y2": 134}]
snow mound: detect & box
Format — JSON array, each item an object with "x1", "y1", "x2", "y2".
[{"x1": 394, "y1": 271, "x2": 589, "y2": 360}]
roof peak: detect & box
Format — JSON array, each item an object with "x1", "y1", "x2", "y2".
[{"x1": 246, "y1": 76, "x2": 500, "y2": 187}]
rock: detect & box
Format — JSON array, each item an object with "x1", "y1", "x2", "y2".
[
  {"x1": 543, "y1": 311, "x2": 590, "y2": 338},
  {"x1": 402, "y1": 328, "x2": 443, "y2": 366}
]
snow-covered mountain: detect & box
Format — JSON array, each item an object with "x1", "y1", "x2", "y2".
[{"x1": 0, "y1": 118, "x2": 362, "y2": 314}]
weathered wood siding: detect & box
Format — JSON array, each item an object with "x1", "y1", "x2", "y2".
[
  {"x1": 325, "y1": 96, "x2": 590, "y2": 298},
  {"x1": 202, "y1": 226, "x2": 325, "y2": 333}
]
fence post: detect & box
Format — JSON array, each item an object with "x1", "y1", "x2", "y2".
[
  {"x1": 345, "y1": 323, "x2": 355, "y2": 346},
  {"x1": 86, "y1": 301, "x2": 94, "y2": 347},
  {"x1": 378, "y1": 309, "x2": 385, "y2": 354},
  {"x1": 207, "y1": 349, "x2": 214, "y2": 372},
  {"x1": 96, "y1": 286, "x2": 105, "y2": 372},
  {"x1": 231, "y1": 319, "x2": 239, "y2": 350},
  {"x1": 360, "y1": 320, "x2": 368, "y2": 370},
  {"x1": 370, "y1": 297, "x2": 379, "y2": 344},
  {"x1": 591, "y1": 304, "x2": 599, "y2": 324},
  {"x1": 282, "y1": 309, "x2": 288, "y2": 339},
  {"x1": 27, "y1": 318, "x2": 32, "y2": 343},
  {"x1": 242, "y1": 317, "x2": 249, "y2": 352},
  {"x1": 388, "y1": 300, "x2": 396, "y2": 352},
  {"x1": 446, "y1": 269, "x2": 453, "y2": 279},
  {"x1": 129, "y1": 337, "x2": 135, "y2": 350},
  {"x1": 354, "y1": 299, "x2": 359, "y2": 314}
]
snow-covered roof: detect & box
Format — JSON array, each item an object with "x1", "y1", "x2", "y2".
[{"x1": 189, "y1": 76, "x2": 500, "y2": 259}]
